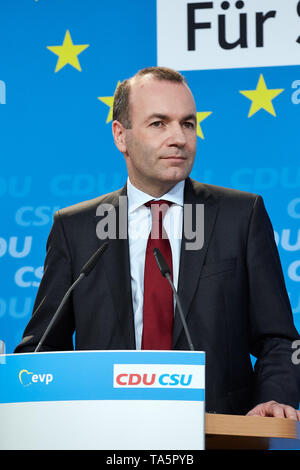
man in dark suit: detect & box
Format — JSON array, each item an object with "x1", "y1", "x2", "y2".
[{"x1": 15, "y1": 66, "x2": 300, "y2": 419}]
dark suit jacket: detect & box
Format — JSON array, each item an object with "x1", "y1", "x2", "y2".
[{"x1": 15, "y1": 178, "x2": 300, "y2": 414}]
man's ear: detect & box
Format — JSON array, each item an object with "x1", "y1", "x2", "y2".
[{"x1": 112, "y1": 120, "x2": 127, "y2": 154}]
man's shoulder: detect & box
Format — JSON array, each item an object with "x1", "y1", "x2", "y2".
[
  {"x1": 56, "y1": 186, "x2": 126, "y2": 220},
  {"x1": 189, "y1": 178, "x2": 259, "y2": 204}
]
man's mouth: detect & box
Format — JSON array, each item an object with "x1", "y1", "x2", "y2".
[{"x1": 161, "y1": 155, "x2": 186, "y2": 160}]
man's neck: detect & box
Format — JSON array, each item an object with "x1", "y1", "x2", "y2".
[{"x1": 127, "y1": 178, "x2": 182, "y2": 199}]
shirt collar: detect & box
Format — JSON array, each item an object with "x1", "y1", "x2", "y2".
[{"x1": 127, "y1": 178, "x2": 185, "y2": 214}]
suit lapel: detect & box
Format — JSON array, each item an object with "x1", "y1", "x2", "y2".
[
  {"x1": 172, "y1": 179, "x2": 219, "y2": 348},
  {"x1": 95, "y1": 184, "x2": 136, "y2": 349}
]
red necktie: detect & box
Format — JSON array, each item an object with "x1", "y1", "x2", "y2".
[{"x1": 142, "y1": 200, "x2": 174, "y2": 350}]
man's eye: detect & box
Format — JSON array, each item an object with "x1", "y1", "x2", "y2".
[
  {"x1": 183, "y1": 122, "x2": 195, "y2": 129},
  {"x1": 150, "y1": 121, "x2": 164, "y2": 128}
]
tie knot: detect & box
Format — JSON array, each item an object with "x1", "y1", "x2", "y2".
[{"x1": 145, "y1": 199, "x2": 172, "y2": 210}]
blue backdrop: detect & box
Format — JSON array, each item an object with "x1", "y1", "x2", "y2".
[{"x1": 1, "y1": 0, "x2": 299, "y2": 366}]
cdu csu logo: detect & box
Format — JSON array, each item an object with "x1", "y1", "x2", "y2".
[
  {"x1": 116, "y1": 372, "x2": 192, "y2": 387},
  {"x1": 113, "y1": 363, "x2": 204, "y2": 389}
]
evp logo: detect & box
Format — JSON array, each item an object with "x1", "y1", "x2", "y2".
[
  {"x1": 113, "y1": 364, "x2": 205, "y2": 389},
  {"x1": 18, "y1": 369, "x2": 53, "y2": 387}
]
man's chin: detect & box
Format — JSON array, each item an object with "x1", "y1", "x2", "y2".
[{"x1": 161, "y1": 167, "x2": 191, "y2": 184}]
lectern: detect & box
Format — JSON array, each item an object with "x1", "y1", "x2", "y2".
[{"x1": 0, "y1": 350, "x2": 205, "y2": 450}]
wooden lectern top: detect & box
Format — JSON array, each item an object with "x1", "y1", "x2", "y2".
[{"x1": 205, "y1": 413, "x2": 300, "y2": 450}]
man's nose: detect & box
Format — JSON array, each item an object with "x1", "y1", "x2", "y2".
[{"x1": 167, "y1": 123, "x2": 186, "y2": 147}]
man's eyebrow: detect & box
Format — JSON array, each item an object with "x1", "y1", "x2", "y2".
[
  {"x1": 182, "y1": 113, "x2": 197, "y2": 123},
  {"x1": 146, "y1": 113, "x2": 197, "y2": 123},
  {"x1": 146, "y1": 113, "x2": 170, "y2": 122}
]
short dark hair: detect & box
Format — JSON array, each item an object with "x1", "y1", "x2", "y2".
[{"x1": 112, "y1": 66, "x2": 186, "y2": 128}]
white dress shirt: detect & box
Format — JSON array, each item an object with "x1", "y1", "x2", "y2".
[{"x1": 127, "y1": 178, "x2": 184, "y2": 349}]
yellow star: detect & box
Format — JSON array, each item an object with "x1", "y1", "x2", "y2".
[
  {"x1": 196, "y1": 111, "x2": 212, "y2": 139},
  {"x1": 47, "y1": 30, "x2": 89, "y2": 72},
  {"x1": 98, "y1": 81, "x2": 121, "y2": 123},
  {"x1": 239, "y1": 74, "x2": 284, "y2": 118}
]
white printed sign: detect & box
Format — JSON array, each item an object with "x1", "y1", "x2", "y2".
[{"x1": 157, "y1": 0, "x2": 300, "y2": 70}]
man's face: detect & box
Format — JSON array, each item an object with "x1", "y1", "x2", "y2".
[{"x1": 114, "y1": 76, "x2": 197, "y2": 197}]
